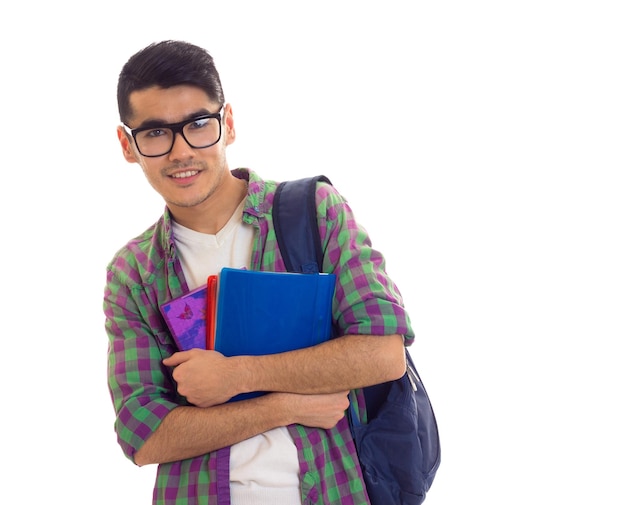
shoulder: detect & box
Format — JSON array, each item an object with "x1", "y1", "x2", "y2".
[
  {"x1": 312, "y1": 177, "x2": 350, "y2": 223},
  {"x1": 233, "y1": 168, "x2": 279, "y2": 218},
  {"x1": 105, "y1": 213, "x2": 170, "y2": 288}
]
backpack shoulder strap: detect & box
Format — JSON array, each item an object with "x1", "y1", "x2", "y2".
[{"x1": 273, "y1": 175, "x2": 332, "y2": 273}]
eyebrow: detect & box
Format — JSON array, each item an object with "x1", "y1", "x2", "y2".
[{"x1": 134, "y1": 109, "x2": 213, "y2": 129}]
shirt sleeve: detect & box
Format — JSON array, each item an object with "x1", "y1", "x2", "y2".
[
  {"x1": 316, "y1": 182, "x2": 415, "y2": 345},
  {"x1": 104, "y1": 259, "x2": 180, "y2": 462}
]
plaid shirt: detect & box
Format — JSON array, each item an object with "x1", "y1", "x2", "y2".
[{"x1": 104, "y1": 168, "x2": 414, "y2": 505}]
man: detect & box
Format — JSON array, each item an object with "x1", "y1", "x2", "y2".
[{"x1": 105, "y1": 40, "x2": 414, "y2": 505}]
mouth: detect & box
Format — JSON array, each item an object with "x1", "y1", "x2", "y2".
[{"x1": 170, "y1": 169, "x2": 200, "y2": 179}]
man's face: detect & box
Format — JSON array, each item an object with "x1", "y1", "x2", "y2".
[{"x1": 117, "y1": 85, "x2": 235, "y2": 211}]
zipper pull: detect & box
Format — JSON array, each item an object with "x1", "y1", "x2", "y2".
[{"x1": 407, "y1": 365, "x2": 419, "y2": 392}]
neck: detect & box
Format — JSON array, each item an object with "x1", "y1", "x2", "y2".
[{"x1": 169, "y1": 172, "x2": 247, "y2": 234}]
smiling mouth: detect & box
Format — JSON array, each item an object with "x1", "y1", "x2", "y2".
[{"x1": 170, "y1": 170, "x2": 199, "y2": 179}]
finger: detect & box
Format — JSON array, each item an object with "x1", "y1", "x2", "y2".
[{"x1": 162, "y1": 351, "x2": 191, "y2": 367}]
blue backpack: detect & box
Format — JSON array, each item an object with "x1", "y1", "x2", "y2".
[{"x1": 273, "y1": 176, "x2": 441, "y2": 505}]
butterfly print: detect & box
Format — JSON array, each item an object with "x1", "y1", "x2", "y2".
[{"x1": 176, "y1": 303, "x2": 193, "y2": 320}]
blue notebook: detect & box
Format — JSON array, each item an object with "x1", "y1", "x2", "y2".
[
  {"x1": 214, "y1": 268, "x2": 336, "y2": 401},
  {"x1": 214, "y1": 268, "x2": 336, "y2": 358}
]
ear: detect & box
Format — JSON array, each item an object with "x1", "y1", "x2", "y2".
[
  {"x1": 117, "y1": 125, "x2": 139, "y2": 163},
  {"x1": 223, "y1": 103, "x2": 236, "y2": 146}
]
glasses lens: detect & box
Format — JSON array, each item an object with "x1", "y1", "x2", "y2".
[
  {"x1": 135, "y1": 128, "x2": 174, "y2": 157},
  {"x1": 134, "y1": 116, "x2": 221, "y2": 157},
  {"x1": 182, "y1": 117, "x2": 221, "y2": 149}
]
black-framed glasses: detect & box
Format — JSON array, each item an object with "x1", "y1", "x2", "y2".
[{"x1": 122, "y1": 110, "x2": 223, "y2": 157}]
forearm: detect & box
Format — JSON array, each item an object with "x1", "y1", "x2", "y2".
[
  {"x1": 238, "y1": 334, "x2": 406, "y2": 396},
  {"x1": 134, "y1": 393, "x2": 291, "y2": 466},
  {"x1": 159, "y1": 334, "x2": 406, "y2": 415}
]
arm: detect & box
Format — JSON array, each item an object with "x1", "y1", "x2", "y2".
[
  {"x1": 134, "y1": 390, "x2": 349, "y2": 466},
  {"x1": 243, "y1": 333, "x2": 406, "y2": 393},
  {"x1": 163, "y1": 334, "x2": 405, "y2": 407}
]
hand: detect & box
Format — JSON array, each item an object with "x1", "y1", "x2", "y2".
[
  {"x1": 273, "y1": 391, "x2": 351, "y2": 430},
  {"x1": 163, "y1": 349, "x2": 240, "y2": 407}
]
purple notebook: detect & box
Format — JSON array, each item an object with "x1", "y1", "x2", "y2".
[{"x1": 160, "y1": 285, "x2": 207, "y2": 350}]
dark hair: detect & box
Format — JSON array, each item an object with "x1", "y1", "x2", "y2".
[{"x1": 117, "y1": 40, "x2": 225, "y2": 123}]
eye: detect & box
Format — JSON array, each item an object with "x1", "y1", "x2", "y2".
[
  {"x1": 188, "y1": 118, "x2": 211, "y2": 130},
  {"x1": 144, "y1": 128, "x2": 169, "y2": 138}
]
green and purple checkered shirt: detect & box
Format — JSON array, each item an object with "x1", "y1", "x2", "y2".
[{"x1": 105, "y1": 169, "x2": 414, "y2": 505}]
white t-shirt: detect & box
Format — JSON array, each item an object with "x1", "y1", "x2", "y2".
[{"x1": 171, "y1": 200, "x2": 301, "y2": 504}]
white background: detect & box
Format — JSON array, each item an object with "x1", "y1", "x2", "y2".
[{"x1": 1, "y1": 1, "x2": 624, "y2": 503}]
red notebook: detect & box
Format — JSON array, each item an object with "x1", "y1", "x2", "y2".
[{"x1": 206, "y1": 275, "x2": 218, "y2": 350}]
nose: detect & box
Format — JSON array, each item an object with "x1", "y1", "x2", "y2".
[{"x1": 168, "y1": 131, "x2": 195, "y2": 162}]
